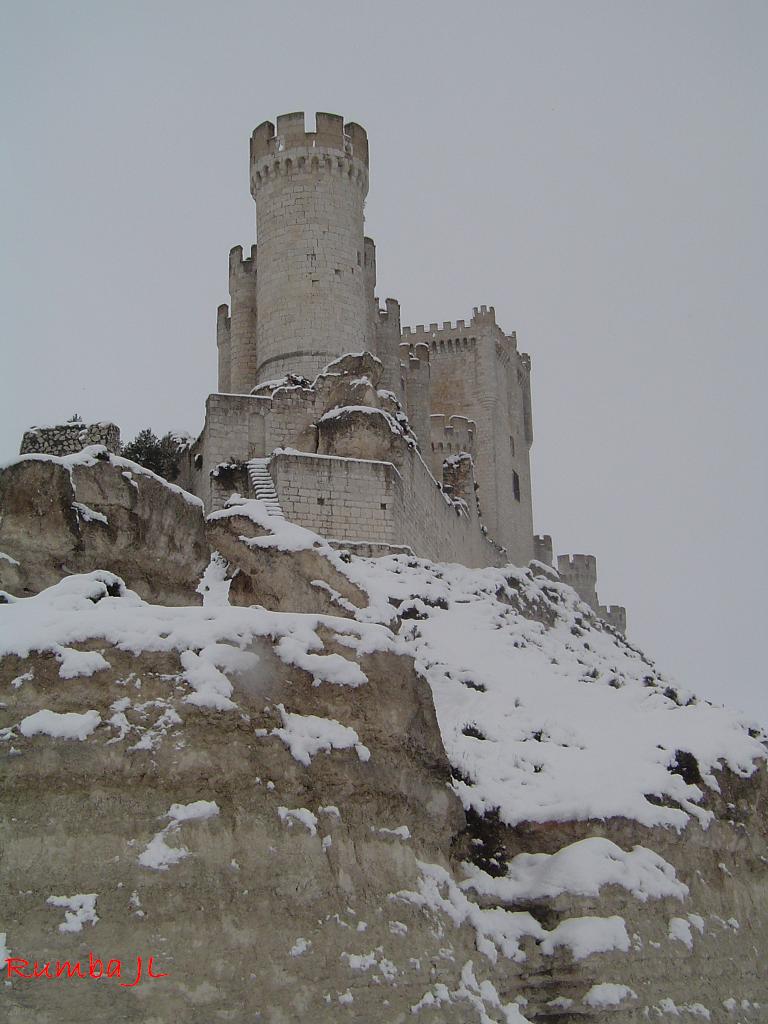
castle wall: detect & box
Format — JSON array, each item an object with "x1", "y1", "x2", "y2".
[
  {"x1": 599, "y1": 604, "x2": 627, "y2": 633},
  {"x1": 250, "y1": 113, "x2": 370, "y2": 384},
  {"x1": 404, "y1": 306, "x2": 535, "y2": 566},
  {"x1": 268, "y1": 447, "x2": 505, "y2": 568},
  {"x1": 269, "y1": 451, "x2": 396, "y2": 547}
]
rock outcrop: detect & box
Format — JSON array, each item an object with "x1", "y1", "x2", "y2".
[{"x1": 0, "y1": 453, "x2": 765, "y2": 1023}]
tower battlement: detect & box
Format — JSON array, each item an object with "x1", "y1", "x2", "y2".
[
  {"x1": 558, "y1": 553, "x2": 597, "y2": 576},
  {"x1": 430, "y1": 414, "x2": 476, "y2": 457},
  {"x1": 228, "y1": 244, "x2": 257, "y2": 282},
  {"x1": 250, "y1": 112, "x2": 369, "y2": 169}
]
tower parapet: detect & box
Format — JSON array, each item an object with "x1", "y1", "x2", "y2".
[{"x1": 250, "y1": 112, "x2": 368, "y2": 168}]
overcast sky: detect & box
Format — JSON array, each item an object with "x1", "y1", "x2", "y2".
[{"x1": 1, "y1": 1, "x2": 765, "y2": 721}]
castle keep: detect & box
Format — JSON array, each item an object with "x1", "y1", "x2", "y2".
[{"x1": 20, "y1": 111, "x2": 625, "y2": 630}]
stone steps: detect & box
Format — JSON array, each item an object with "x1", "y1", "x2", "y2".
[{"x1": 246, "y1": 458, "x2": 285, "y2": 519}]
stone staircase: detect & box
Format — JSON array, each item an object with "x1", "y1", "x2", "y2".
[{"x1": 246, "y1": 458, "x2": 285, "y2": 519}]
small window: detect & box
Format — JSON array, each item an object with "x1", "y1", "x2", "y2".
[
  {"x1": 317, "y1": 497, "x2": 325, "y2": 506},
  {"x1": 509, "y1": 435, "x2": 515, "y2": 457},
  {"x1": 513, "y1": 471, "x2": 521, "y2": 502}
]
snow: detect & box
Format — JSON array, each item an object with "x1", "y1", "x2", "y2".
[
  {"x1": 289, "y1": 937, "x2": 311, "y2": 956},
  {"x1": 180, "y1": 649, "x2": 238, "y2": 710},
  {"x1": 0, "y1": 551, "x2": 20, "y2": 565},
  {"x1": 277, "y1": 806, "x2": 318, "y2": 835},
  {"x1": 72, "y1": 501, "x2": 108, "y2": 525},
  {"x1": 374, "y1": 826, "x2": 411, "y2": 840},
  {"x1": 165, "y1": 800, "x2": 220, "y2": 823},
  {"x1": 461, "y1": 837, "x2": 688, "y2": 904},
  {"x1": 318, "y1": 404, "x2": 404, "y2": 437},
  {"x1": 538, "y1": 915, "x2": 630, "y2": 960},
  {"x1": 138, "y1": 801, "x2": 219, "y2": 869},
  {"x1": 46, "y1": 893, "x2": 98, "y2": 933},
  {"x1": 197, "y1": 553, "x2": 232, "y2": 607},
  {"x1": 669, "y1": 916, "x2": 694, "y2": 950},
  {"x1": 411, "y1": 960, "x2": 531, "y2": 1022},
  {"x1": 138, "y1": 831, "x2": 189, "y2": 870},
  {"x1": 57, "y1": 647, "x2": 110, "y2": 679},
  {"x1": 582, "y1": 983, "x2": 637, "y2": 1007},
  {"x1": 19, "y1": 708, "x2": 101, "y2": 741},
  {"x1": 271, "y1": 704, "x2": 370, "y2": 765},
  {"x1": 208, "y1": 495, "x2": 323, "y2": 553}
]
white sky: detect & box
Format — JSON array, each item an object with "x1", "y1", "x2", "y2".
[{"x1": 1, "y1": 1, "x2": 765, "y2": 721}]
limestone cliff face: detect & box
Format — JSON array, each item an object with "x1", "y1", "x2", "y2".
[{"x1": 0, "y1": 452, "x2": 765, "y2": 1023}]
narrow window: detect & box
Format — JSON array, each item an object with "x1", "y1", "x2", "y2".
[{"x1": 513, "y1": 471, "x2": 521, "y2": 502}]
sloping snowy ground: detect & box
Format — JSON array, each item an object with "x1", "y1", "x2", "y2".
[
  {"x1": 2, "y1": 496, "x2": 764, "y2": 835},
  {"x1": 352, "y1": 553, "x2": 766, "y2": 832}
]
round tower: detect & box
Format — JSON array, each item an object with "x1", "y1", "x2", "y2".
[{"x1": 249, "y1": 112, "x2": 370, "y2": 384}]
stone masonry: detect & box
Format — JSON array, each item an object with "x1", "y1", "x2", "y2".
[{"x1": 20, "y1": 421, "x2": 120, "y2": 457}]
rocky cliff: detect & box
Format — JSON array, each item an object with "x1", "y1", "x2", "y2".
[{"x1": 0, "y1": 449, "x2": 765, "y2": 1023}]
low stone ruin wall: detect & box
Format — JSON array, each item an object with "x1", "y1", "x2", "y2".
[{"x1": 20, "y1": 422, "x2": 121, "y2": 457}]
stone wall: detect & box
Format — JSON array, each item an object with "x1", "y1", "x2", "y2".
[
  {"x1": 19, "y1": 422, "x2": 120, "y2": 457},
  {"x1": 269, "y1": 451, "x2": 396, "y2": 546},
  {"x1": 267, "y1": 446, "x2": 504, "y2": 569}
]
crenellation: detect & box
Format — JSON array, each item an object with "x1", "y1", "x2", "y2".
[{"x1": 533, "y1": 533, "x2": 554, "y2": 567}]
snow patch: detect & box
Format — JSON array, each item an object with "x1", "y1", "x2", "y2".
[
  {"x1": 46, "y1": 893, "x2": 98, "y2": 933},
  {"x1": 583, "y1": 982, "x2": 638, "y2": 1007},
  {"x1": 19, "y1": 709, "x2": 101, "y2": 741},
  {"x1": 270, "y1": 704, "x2": 370, "y2": 765}
]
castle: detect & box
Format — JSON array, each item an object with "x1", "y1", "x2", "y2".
[{"x1": 20, "y1": 111, "x2": 625, "y2": 632}]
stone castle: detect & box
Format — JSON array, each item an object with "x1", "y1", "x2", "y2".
[{"x1": 19, "y1": 110, "x2": 625, "y2": 632}]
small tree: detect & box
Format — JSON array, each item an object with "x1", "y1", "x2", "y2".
[{"x1": 121, "y1": 429, "x2": 182, "y2": 482}]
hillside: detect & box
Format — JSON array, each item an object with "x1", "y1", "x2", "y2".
[{"x1": 0, "y1": 448, "x2": 766, "y2": 1023}]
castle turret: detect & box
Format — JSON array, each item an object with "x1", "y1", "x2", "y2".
[
  {"x1": 228, "y1": 245, "x2": 258, "y2": 393},
  {"x1": 249, "y1": 112, "x2": 370, "y2": 384},
  {"x1": 399, "y1": 340, "x2": 431, "y2": 453},
  {"x1": 216, "y1": 303, "x2": 231, "y2": 392}
]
